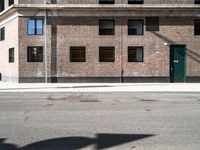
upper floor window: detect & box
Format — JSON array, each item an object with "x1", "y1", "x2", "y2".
[
  {"x1": 27, "y1": 46, "x2": 43, "y2": 62},
  {"x1": 195, "y1": 0, "x2": 200, "y2": 4},
  {"x1": 128, "y1": 20, "x2": 144, "y2": 35},
  {"x1": 70, "y1": 47, "x2": 86, "y2": 62},
  {"x1": 9, "y1": 0, "x2": 14, "y2": 6},
  {"x1": 28, "y1": 19, "x2": 43, "y2": 35},
  {"x1": 0, "y1": 27, "x2": 5, "y2": 41},
  {"x1": 194, "y1": 19, "x2": 200, "y2": 35},
  {"x1": 99, "y1": 20, "x2": 115, "y2": 35},
  {"x1": 9, "y1": 48, "x2": 14, "y2": 63},
  {"x1": 146, "y1": 17, "x2": 159, "y2": 31},
  {"x1": 99, "y1": 0, "x2": 115, "y2": 4},
  {"x1": 128, "y1": 0, "x2": 143, "y2": 4}
]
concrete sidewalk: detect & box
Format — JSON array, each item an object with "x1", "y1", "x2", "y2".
[{"x1": 0, "y1": 82, "x2": 200, "y2": 92}]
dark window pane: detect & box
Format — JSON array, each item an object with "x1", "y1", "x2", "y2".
[
  {"x1": 9, "y1": 48, "x2": 14, "y2": 63},
  {"x1": 195, "y1": 0, "x2": 200, "y2": 4},
  {"x1": 0, "y1": 0, "x2": 4, "y2": 12},
  {"x1": 9, "y1": 0, "x2": 14, "y2": 6},
  {"x1": 146, "y1": 17, "x2": 159, "y2": 31},
  {"x1": 128, "y1": 0, "x2": 143, "y2": 4},
  {"x1": 27, "y1": 47, "x2": 43, "y2": 62},
  {"x1": 99, "y1": 0, "x2": 115, "y2": 4},
  {"x1": 194, "y1": 20, "x2": 200, "y2": 35},
  {"x1": 0, "y1": 27, "x2": 5, "y2": 41},
  {"x1": 99, "y1": 47, "x2": 115, "y2": 62},
  {"x1": 28, "y1": 19, "x2": 35, "y2": 35},
  {"x1": 36, "y1": 20, "x2": 43, "y2": 35},
  {"x1": 99, "y1": 20, "x2": 115, "y2": 35},
  {"x1": 128, "y1": 47, "x2": 143, "y2": 62},
  {"x1": 70, "y1": 47, "x2": 86, "y2": 62},
  {"x1": 128, "y1": 20, "x2": 143, "y2": 35}
]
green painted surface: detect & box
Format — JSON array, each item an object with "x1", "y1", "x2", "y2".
[{"x1": 170, "y1": 45, "x2": 186, "y2": 83}]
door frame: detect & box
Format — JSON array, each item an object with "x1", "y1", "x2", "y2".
[{"x1": 169, "y1": 44, "x2": 186, "y2": 83}]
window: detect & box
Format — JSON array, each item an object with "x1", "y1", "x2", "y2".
[
  {"x1": 146, "y1": 17, "x2": 159, "y2": 31},
  {"x1": 195, "y1": 0, "x2": 200, "y2": 4},
  {"x1": 128, "y1": 0, "x2": 143, "y2": 4},
  {"x1": 0, "y1": 0, "x2": 4, "y2": 12},
  {"x1": 99, "y1": 47, "x2": 115, "y2": 62},
  {"x1": 128, "y1": 47, "x2": 143, "y2": 62},
  {"x1": 28, "y1": 19, "x2": 43, "y2": 35},
  {"x1": 128, "y1": 20, "x2": 143, "y2": 35},
  {"x1": 70, "y1": 47, "x2": 86, "y2": 62},
  {"x1": 194, "y1": 20, "x2": 200, "y2": 35},
  {"x1": 9, "y1": 48, "x2": 14, "y2": 63},
  {"x1": 0, "y1": 27, "x2": 5, "y2": 41},
  {"x1": 99, "y1": 0, "x2": 115, "y2": 4},
  {"x1": 99, "y1": 20, "x2": 115, "y2": 35},
  {"x1": 27, "y1": 47, "x2": 43, "y2": 62},
  {"x1": 9, "y1": 0, "x2": 14, "y2": 6}
]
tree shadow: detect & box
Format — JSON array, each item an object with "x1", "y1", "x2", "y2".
[{"x1": 0, "y1": 133, "x2": 154, "y2": 150}]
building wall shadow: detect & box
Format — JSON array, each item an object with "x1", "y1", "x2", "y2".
[
  {"x1": 151, "y1": 31, "x2": 200, "y2": 64},
  {"x1": 0, "y1": 133, "x2": 154, "y2": 150}
]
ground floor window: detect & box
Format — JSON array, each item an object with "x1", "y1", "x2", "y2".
[
  {"x1": 0, "y1": 27, "x2": 5, "y2": 41},
  {"x1": 128, "y1": 47, "x2": 143, "y2": 62},
  {"x1": 99, "y1": 0, "x2": 115, "y2": 4},
  {"x1": 99, "y1": 47, "x2": 115, "y2": 62},
  {"x1": 128, "y1": 0, "x2": 143, "y2": 4},
  {"x1": 9, "y1": 48, "x2": 14, "y2": 63},
  {"x1": 195, "y1": 0, "x2": 200, "y2": 4},
  {"x1": 27, "y1": 46, "x2": 43, "y2": 62},
  {"x1": 70, "y1": 47, "x2": 86, "y2": 62}
]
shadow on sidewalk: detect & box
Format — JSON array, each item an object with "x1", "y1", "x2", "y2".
[{"x1": 0, "y1": 133, "x2": 154, "y2": 150}]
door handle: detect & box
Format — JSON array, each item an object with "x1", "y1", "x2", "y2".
[
  {"x1": 174, "y1": 60, "x2": 179, "y2": 63},
  {"x1": 171, "y1": 68, "x2": 173, "y2": 71}
]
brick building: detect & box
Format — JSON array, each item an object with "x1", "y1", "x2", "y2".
[{"x1": 0, "y1": 0, "x2": 200, "y2": 83}]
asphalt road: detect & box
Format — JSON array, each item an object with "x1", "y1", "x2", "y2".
[{"x1": 0, "y1": 92, "x2": 200, "y2": 150}]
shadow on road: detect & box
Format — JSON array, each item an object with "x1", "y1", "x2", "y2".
[{"x1": 0, "y1": 133, "x2": 154, "y2": 150}]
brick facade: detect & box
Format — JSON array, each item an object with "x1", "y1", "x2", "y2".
[{"x1": 0, "y1": 0, "x2": 200, "y2": 83}]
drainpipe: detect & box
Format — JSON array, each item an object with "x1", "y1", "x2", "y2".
[
  {"x1": 44, "y1": 0, "x2": 48, "y2": 83},
  {"x1": 120, "y1": 1, "x2": 124, "y2": 83}
]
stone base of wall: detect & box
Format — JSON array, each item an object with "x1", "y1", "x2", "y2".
[
  {"x1": 18, "y1": 76, "x2": 200, "y2": 83},
  {"x1": 187, "y1": 77, "x2": 200, "y2": 83},
  {"x1": 2, "y1": 75, "x2": 19, "y2": 83},
  {"x1": 19, "y1": 77, "x2": 170, "y2": 83}
]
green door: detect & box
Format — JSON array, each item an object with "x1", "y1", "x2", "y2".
[{"x1": 170, "y1": 45, "x2": 186, "y2": 83}]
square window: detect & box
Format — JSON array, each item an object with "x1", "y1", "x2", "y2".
[
  {"x1": 99, "y1": 20, "x2": 115, "y2": 35},
  {"x1": 194, "y1": 19, "x2": 200, "y2": 35},
  {"x1": 128, "y1": 0, "x2": 143, "y2": 4},
  {"x1": 146, "y1": 17, "x2": 159, "y2": 31},
  {"x1": 9, "y1": 48, "x2": 14, "y2": 63},
  {"x1": 0, "y1": 27, "x2": 5, "y2": 41},
  {"x1": 128, "y1": 47, "x2": 143, "y2": 62},
  {"x1": 27, "y1": 47, "x2": 43, "y2": 62},
  {"x1": 0, "y1": 0, "x2": 4, "y2": 12},
  {"x1": 99, "y1": 0, "x2": 115, "y2": 4},
  {"x1": 195, "y1": 0, "x2": 200, "y2": 4},
  {"x1": 28, "y1": 19, "x2": 43, "y2": 35},
  {"x1": 70, "y1": 47, "x2": 86, "y2": 62},
  {"x1": 128, "y1": 20, "x2": 144, "y2": 35},
  {"x1": 99, "y1": 47, "x2": 115, "y2": 62},
  {"x1": 9, "y1": 0, "x2": 14, "y2": 6}
]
